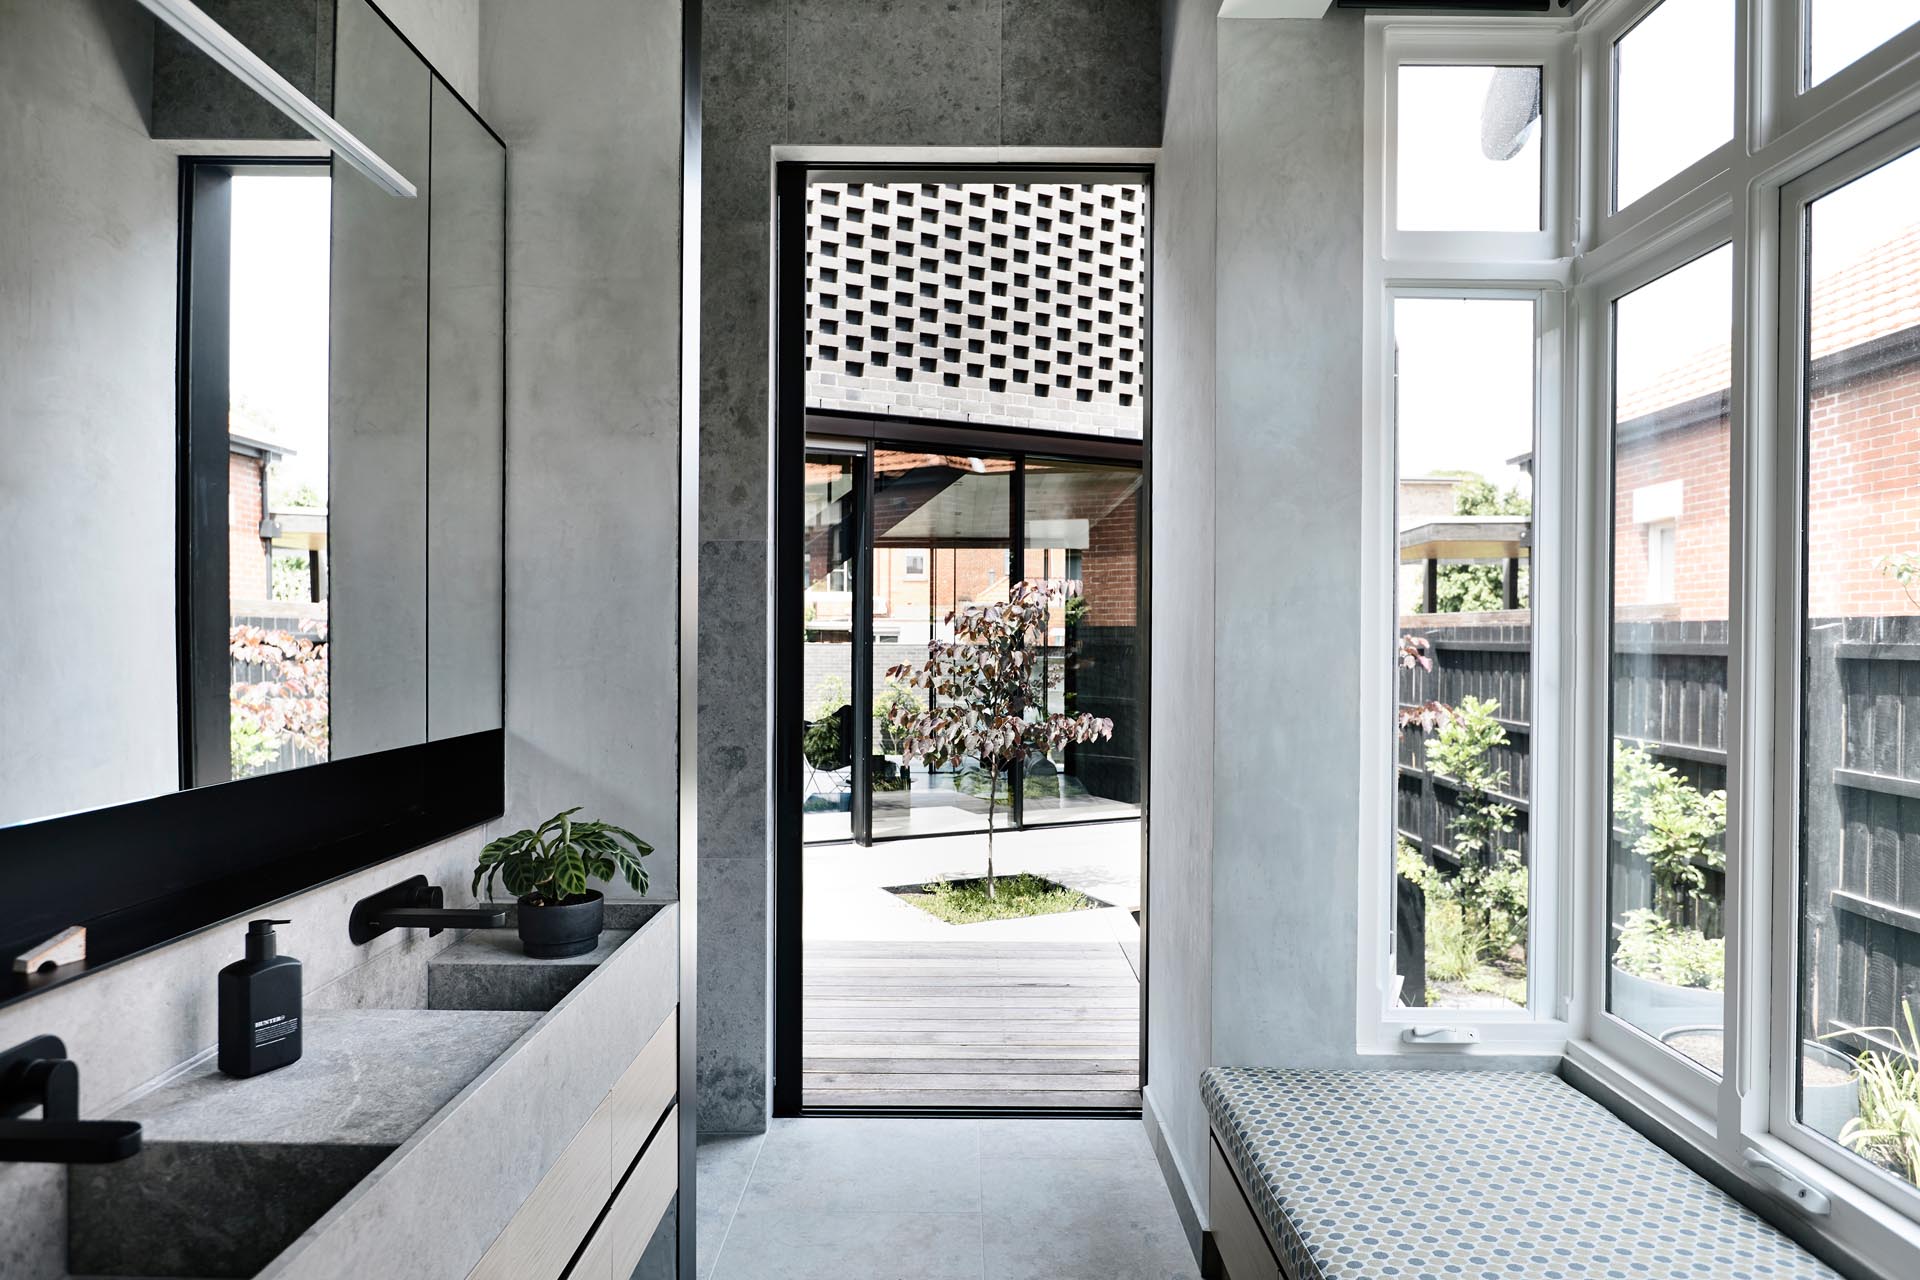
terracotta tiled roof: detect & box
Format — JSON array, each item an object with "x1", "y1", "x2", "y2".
[{"x1": 1617, "y1": 225, "x2": 1920, "y2": 423}]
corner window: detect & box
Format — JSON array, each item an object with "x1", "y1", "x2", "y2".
[
  {"x1": 1612, "y1": 0, "x2": 1735, "y2": 210},
  {"x1": 1605, "y1": 244, "x2": 1732, "y2": 1072},
  {"x1": 1392, "y1": 295, "x2": 1538, "y2": 1013},
  {"x1": 1396, "y1": 64, "x2": 1545, "y2": 232}
]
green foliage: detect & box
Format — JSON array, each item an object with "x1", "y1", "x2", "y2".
[
  {"x1": 1613, "y1": 909, "x2": 1724, "y2": 990},
  {"x1": 1829, "y1": 1001, "x2": 1920, "y2": 1182},
  {"x1": 1412, "y1": 473, "x2": 1532, "y2": 614},
  {"x1": 1425, "y1": 696, "x2": 1526, "y2": 957},
  {"x1": 230, "y1": 710, "x2": 281, "y2": 778},
  {"x1": 1612, "y1": 743, "x2": 1726, "y2": 895},
  {"x1": 902, "y1": 873, "x2": 1094, "y2": 925},
  {"x1": 1064, "y1": 593, "x2": 1089, "y2": 627},
  {"x1": 1450, "y1": 474, "x2": 1531, "y2": 518},
  {"x1": 271, "y1": 554, "x2": 311, "y2": 603},
  {"x1": 1397, "y1": 840, "x2": 1525, "y2": 1005},
  {"x1": 474, "y1": 807, "x2": 652, "y2": 906},
  {"x1": 1879, "y1": 552, "x2": 1920, "y2": 611}
]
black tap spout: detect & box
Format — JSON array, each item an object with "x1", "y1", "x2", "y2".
[
  {"x1": 348, "y1": 875, "x2": 507, "y2": 945},
  {"x1": 0, "y1": 1035, "x2": 142, "y2": 1164}
]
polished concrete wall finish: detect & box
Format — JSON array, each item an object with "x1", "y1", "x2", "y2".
[
  {"x1": 698, "y1": 0, "x2": 1164, "y2": 1136},
  {"x1": 1143, "y1": 0, "x2": 1218, "y2": 1254},
  {"x1": 480, "y1": 0, "x2": 687, "y2": 900}
]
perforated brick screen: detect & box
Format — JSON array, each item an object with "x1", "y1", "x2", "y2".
[{"x1": 806, "y1": 181, "x2": 1146, "y2": 438}]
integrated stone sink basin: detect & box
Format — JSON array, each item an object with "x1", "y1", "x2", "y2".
[
  {"x1": 428, "y1": 902, "x2": 663, "y2": 1012},
  {"x1": 68, "y1": 1008, "x2": 539, "y2": 1279}
]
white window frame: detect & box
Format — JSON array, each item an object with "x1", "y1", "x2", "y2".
[
  {"x1": 1577, "y1": 222, "x2": 1733, "y2": 1125},
  {"x1": 900, "y1": 549, "x2": 928, "y2": 581},
  {"x1": 1359, "y1": 17, "x2": 1576, "y2": 1057},
  {"x1": 1380, "y1": 24, "x2": 1576, "y2": 264},
  {"x1": 1368, "y1": 1, "x2": 1920, "y2": 1270},
  {"x1": 1585, "y1": 0, "x2": 1744, "y2": 239}
]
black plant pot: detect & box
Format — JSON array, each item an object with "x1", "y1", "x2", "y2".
[{"x1": 517, "y1": 890, "x2": 605, "y2": 958}]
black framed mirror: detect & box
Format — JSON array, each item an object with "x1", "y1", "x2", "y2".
[{"x1": 0, "y1": 0, "x2": 506, "y2": 1006}]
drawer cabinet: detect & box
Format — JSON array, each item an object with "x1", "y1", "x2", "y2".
[{"x1": 469, "y1": 1012, "x2": 677, "y2": 1280}]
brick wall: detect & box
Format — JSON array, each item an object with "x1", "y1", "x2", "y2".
[
  {"x1": 1612, "y1": 355, "x2": 1920, "y2": 622},
  {"x1": 228, "y1": 451, "x2": 269, "y2": 601},
  {"x1": 1080, "y1": 487, "x2": 1139, "y2": 627},
  {"x1": 806, "y1": 181, "x2": 1146, "y2": 438}
]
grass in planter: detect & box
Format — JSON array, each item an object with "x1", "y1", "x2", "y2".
[{"x1": 895, "y1": 873, "x2": 1096, "y2": 925}]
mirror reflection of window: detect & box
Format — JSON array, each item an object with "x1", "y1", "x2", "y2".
[{"x1": 226, "y1": 171, "x2": 332, "y2": 781}]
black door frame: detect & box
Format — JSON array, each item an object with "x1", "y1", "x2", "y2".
[{"x1": 773, "y1": 162, "x2": 1153, "y2": 1117}]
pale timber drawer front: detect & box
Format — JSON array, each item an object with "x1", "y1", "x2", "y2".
[{"x1": 468, "y1": 1011, "x2": 677, "y2": 1280}]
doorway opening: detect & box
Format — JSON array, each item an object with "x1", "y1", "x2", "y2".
[{"x1": 775, "y1": 166, "x2": 1151, "y2": 1115}]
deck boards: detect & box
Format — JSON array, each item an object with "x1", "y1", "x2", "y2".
[{"x1": 802, "y1": 939, "x2": 1141, "y2": 1110}]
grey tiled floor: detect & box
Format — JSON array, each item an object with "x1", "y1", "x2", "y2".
[{"x1": 698, "y1": 1118, "x2": 1199, "y2": 1280}]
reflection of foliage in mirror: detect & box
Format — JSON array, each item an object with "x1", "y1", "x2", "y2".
[
  {"x1": 229, "y1": 710, "x2": 281, "y2": 779},
  {"x1": 229, "y1": 623, "x2": 330, "y2": 766}
]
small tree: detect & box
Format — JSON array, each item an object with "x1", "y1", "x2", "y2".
[
  {"x1": 1426, "y1": 695, "x2": 1525, "y2": 957},
  {"x1": 885, "y1": 580, "x2": 1114, "y2": 898}
]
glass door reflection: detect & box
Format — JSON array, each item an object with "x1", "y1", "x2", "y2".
[
  {"x1": 870, "y1": 449, "x2": 1014, "y2": 839},
  {"x1": 801, "y1": 449, "x2": 862, "y2": 843}
]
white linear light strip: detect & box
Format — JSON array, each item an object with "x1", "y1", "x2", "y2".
[{"x1": 136, "y1": 0, "x2": 418, "y2": 199}]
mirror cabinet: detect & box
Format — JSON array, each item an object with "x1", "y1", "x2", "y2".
[{"x1": 1, "y1": 0, "x2": 506, "y2": 991}]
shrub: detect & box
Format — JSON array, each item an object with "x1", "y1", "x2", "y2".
[
  {"x1": 1425, "y1": 695, "x2": 1525, "y2": 956},
  {"x1": 1613, "y1": 909, "x2": 1724, "y2": 990},
  {"x1": 1613, "y1": 743, "x2": 1726, "y2": 895},
  {"x1": 1832, "y1": 1001, "x2": 1920, "y2": 1181}
]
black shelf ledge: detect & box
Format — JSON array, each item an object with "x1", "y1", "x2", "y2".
[{"x1": 0, "y1": 730, "x2": 503, "y2": 1012}]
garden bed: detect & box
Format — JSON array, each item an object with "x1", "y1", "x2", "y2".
[{"x1": 887, "y1": 873, "x2": 1106, "y2": 925}]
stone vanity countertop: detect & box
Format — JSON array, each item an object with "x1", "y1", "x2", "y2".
[
  {"x1": 434, "y1": 929, "x2": 631, "y2": 968},
  {"x1": 110, "y1": 1008, "x2": 540, "y2": 1145}
]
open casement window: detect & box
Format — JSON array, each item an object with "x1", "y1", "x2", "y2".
[{"x1": 1361, "y1": 19, "x2": 1573, "y2": 1055}]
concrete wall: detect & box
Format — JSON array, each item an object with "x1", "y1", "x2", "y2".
[
  {"x1": 0, "y1": 0, "x2": 181, "y2": 828},
  {"x1": 1210, "y1": 12, "x2": 1366, "y2": 1071},
  {"x1": 377, "y1": 0, "x2": 480, "y2": 105},
  {"x1": 698, "y1": 0, "x2": 1163, "y2": 1135},
  {"x1": 481, "y1": 0, "x2": 685, "y2": 902},
  {"x1": 1142, "y1": 0, "x2": 1216, "y2": 1253}
]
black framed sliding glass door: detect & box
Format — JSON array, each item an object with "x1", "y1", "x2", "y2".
[{"x1": 868, "y1": 447, "x2": 1017, "y2": 839}]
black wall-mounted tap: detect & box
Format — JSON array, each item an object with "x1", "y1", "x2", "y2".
[
  {"x1": 348, "y1": 875, "x2": 507, "y2": 945},
  {"x1": 0, "y1": 1035, "x2": 141, "y2": 1163}
]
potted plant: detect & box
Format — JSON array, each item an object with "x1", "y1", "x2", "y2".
[
  {"x1": 473, "y1": 808, "x2": 652, "y2": 958},
  {"x1": 1608, "y1": 745, "x2": 1728, "y2": 1033},
  {"x1": 1610, "y1": 909, "x2": 1723, "y2": 1037}
]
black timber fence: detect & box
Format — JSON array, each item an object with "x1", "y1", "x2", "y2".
[{"x1": 1398, "y1": 611, "x2": 1920, "y2": 1047}]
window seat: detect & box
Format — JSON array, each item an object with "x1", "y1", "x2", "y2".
[{"x1": 1200, "y1": 1067, "x2": 1839, "y2": 1280}]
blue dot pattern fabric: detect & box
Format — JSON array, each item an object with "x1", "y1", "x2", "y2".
[{"x1": 1200, "y1": 1068, "x2": 1839, "y2": 1280}]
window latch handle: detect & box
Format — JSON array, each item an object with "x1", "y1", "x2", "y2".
[
  {"x1": 1742, "y1": 1151, "x2": 1832, "y2": 1216},
  {"x1": 1400, "y1": 1026, "x2": 1480, "y2": 1046}
]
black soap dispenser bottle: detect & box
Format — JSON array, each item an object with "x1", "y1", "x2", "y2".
[{"x1": 218, "y1": 919, "x2": 303, "y2": 1078}]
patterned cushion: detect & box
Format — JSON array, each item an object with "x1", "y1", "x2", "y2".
[{"x1": 1201, "y1": 1068, "x2": 1839, "y2": 1280}]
